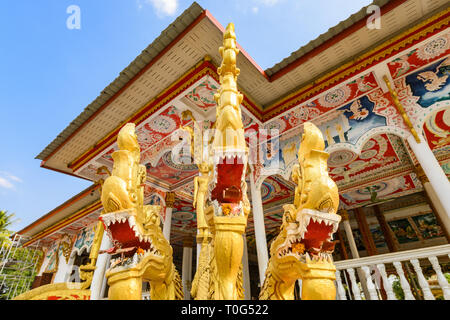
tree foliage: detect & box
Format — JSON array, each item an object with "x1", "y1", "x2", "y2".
[{"x1": 0, "y1": 210, "x2": 43, "y2": 299}]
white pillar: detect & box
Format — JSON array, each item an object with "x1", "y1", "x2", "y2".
[
  {"x1": 339, "y1": 211, "x2": 359, "y2": 259},
  {"x1": 242, "y1": 234, "x2": 251, "y2": 300},
  {"x1": 63, "y1": 253, "x2": 76, "y2": 282},
  {"x1": 407, "y1": 134, "x2": 450, "y2": 217},
  {"x1": 90, "y1": 231, "x2": 112, "y2": 300},
  {"x1": 339, "y1": 210, "x2": 371, "y2": 299},
  {"x1": 416, "y1": 165, "x2": 450, "y2": 236},
  {"x1": 423, "y1": 183, "x2": 450, "y2": 233},
  {"x1": 249, "y1": 175, "x2": 269, "y2": 286},
  {"x1": 163, "y1": 207, "x2": 173, "y2": 242},
  {"x1": 182, "y1": 238, "x2": 193, "y2": 300},
  {"x1": 196, "y1": 242, "x2": 201, "y2": 270},
  {"x1": 163, "y1": 192, "x2": 175, "y2": 243},
  {"x1": 53, "y1": 252, "x2": 71, "y2": 283}
]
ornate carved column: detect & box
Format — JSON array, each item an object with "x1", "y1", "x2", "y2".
[
  {"x1": 415, "y1": 165, "x2": 450, "y2": 241},
  {"x1": 163, "y1": 192, "x2": 175, "y2": 242},
  {"x1": 354, "y1": 207, "x2": 378, "y2": 256},
  {"x1": 182, "y1": 236, "x2": 194, "y2": 300},
  {"x1": 249, "y1": 174, "x2": 269, "y2": 286}
]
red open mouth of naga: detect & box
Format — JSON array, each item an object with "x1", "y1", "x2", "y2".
[
  {"x1": 99, "y1": 211, "x2": 161, "y2": 267},
  {"x1": 277, "y1": 209, "x2": 340, "y2": 262},
  {"x1": 210, "y1": 152, "x2": 247, "y2": 216}
]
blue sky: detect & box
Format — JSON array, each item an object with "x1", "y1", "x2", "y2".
[{"x1": 0, "y1": 0, "x2": 372, "y2": 232}]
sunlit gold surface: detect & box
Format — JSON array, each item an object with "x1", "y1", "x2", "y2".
[
  {"x1": 100, "y1": 123, "x2": 182, "y2": 300},
  {"x1": 260, "y1": 122, "x2": 340, "y2": 300},
  {"x1": 190, "y1": 23, "x2": 249, "y2": 300}
]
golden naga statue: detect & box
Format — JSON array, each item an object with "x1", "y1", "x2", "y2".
[
  {"x1": 259, "y1": 122, "x2": 341, "y2": 300},
  {"x1": 190, "y1": 23, "x2": 250, "y2": 300},
  {"x1": 99, "y1": 123, "x2": 183, "y2": 300}
]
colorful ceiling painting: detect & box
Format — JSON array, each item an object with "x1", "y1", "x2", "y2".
[
  {"x1": 260, "y1": 175, "x2": 294, "y2": 205},
  {"x1": 183, "y1": 76, "x2": 219, "y2": 113},
  {"x1": 328, "y1": 134, "x2": 404, "y2": 187},
  {"x1": 411, "y1": 212, "x2": 445, "y2": 240},
  {"x1": 387, "y1": 218, "x2": 419, "y2": 244},
  {"x1": 422, "y1": 107, "x2": 450, "y2": 152},
  {"x1": 400, "y1": 56, "x2": 450, "y2": 109},
  {"x1": 387, "y1": 32, "x2": 450, "y2": 79},
  {"x1": 263, "y1": 72, "x2": 378, "y2": 136},
  {"x1": 339, "y1": 173, "x2": 421, "y2": 209},
  {"x1": 145, "y1": 151, "x2": 198, "y2": 186}
]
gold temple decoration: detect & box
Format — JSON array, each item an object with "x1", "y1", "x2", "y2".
[
  {"x1": 98, "y1": 123, "x2": 182, "y2": 300},
  {"x1": 190, "y1": 23, "x2": 251, "y2": 300},
  {"x1": 259, "y1": 122, "x2": 341, "y2": 300},
  {"x1": 383, "y1": 75, "x2": 421, "y2": 143},
  {"x1": 165, "y1": 191, "x2": 176, "y2": 208}
]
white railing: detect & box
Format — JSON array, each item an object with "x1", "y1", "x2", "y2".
[
  {"x1": 334, "y1": 244, "x2": 450, "y2": 300},
  {"x1": 142, "y1": 291, "x2": 151, "y2": 300}
]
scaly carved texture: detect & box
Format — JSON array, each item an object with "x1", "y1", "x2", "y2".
[
  {"x1": 260, "y1": 122, "x2": 339, "y2": 300},
  {"x1": 100, "y1": 123, "x2": 181, "y2": 300}
]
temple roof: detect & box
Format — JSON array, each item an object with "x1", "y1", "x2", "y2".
[{"x1": 36, "y1": 0, "x2": 449, "y2": 176}]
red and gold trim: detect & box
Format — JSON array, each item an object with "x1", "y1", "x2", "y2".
[{"x1": 263, "y1": 7, "x2": 450, "y2": 120}]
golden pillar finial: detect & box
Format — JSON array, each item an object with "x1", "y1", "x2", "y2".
[
  {"x1": 165, "y1": 192, "x2": 176, "y2": 208},
  {"x1": 212, "y1": 22, "x2": 245, "y2": 151},
  {"x1": 338, "y1": 209, "x2": 349, "y2": 221},
  {"x1": 414, "y1": 164, "x2": 429, "y2": 184}
]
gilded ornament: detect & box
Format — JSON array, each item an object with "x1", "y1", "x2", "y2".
[{"x1": 259, "y1": 122, "x2": 341, "y2": 300}]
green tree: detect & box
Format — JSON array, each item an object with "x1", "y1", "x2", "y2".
[
  {"x1": 0, "y1": 210, "x2": 18, "y2": 244},
  {"x1": 0, "y1": 210, "x2": 42, "y2": 299}
]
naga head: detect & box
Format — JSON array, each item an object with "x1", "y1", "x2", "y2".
[
  {"x1": 101, "y1": 205, "x2": 173, "y2": 281},
  {"x1": 298, "y1": 122, "x2": 325, "y2": 164},
  {"x1": 270, "y1": 121, "x2": 341, "y2": 283},
  {"x1": 100, "y1": 123, "x2": 173, "y2": 282},
  {"x1": 270, "y1": 204, "x2": 340, "y2": 282},
  {"x1": 209, "y1": 23, "x2": 248, "y2": 220},
  {"x1": 117, "y1": 123, "x2": 140, "y2": 156}
]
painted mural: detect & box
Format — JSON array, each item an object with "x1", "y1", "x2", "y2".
[
  {"x1": 339, "y1": 174, "x2": 418, "y2": 208},
  {"x1": 411, "y1": 212, "x2": 445, "y2": 240},
  {"x1": 44, "y1": 241, "x2": 60, "y2": 273},
  {"x1": 184, "y1": 77, "x2": 219, "y2": 112},
  {"x1": 388, "y1": 218, "x2": 419, "y2": 244},
  {"x1": 72, "y1": 224, "x2": 96, "y2": 256},
  {"x1": 387, "y1": 32, "x2": 450, "y2": 79}
]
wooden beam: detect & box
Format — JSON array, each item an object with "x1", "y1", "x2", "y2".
[
  {"x1": 354, "y1": 208, "x2": 378, "y2": 256},
  {"x1": 373, "y1": 205, "x2": 398, "y2": 252}
]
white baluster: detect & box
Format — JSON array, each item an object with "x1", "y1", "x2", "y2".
[
  {"x1": 376, "y1": 263, "x2": 397, "y2": 300},
  {"x1": 410, "y1": 259, "x2": 435, "y2": 300},
  {"x1": 428, "y1": 256, "x2": 450, "y2": 300},
  {"x1": 347, "y1": 268, "x2": 362, "y2": 300},
  {"x1": 393, "y1": 261, "x2": 415, "y2": 300},
  {"x1": 361, "y1": 265, "x2": 379, "y2": 300},
  {"x1": 335, "y1": 270, "x2": 347, "y2": 300}
]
